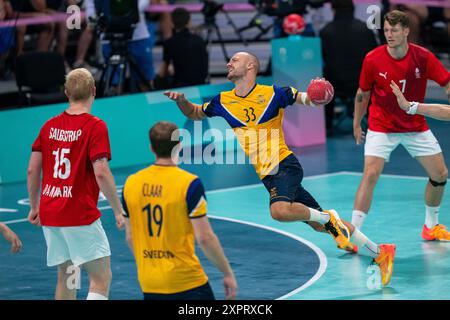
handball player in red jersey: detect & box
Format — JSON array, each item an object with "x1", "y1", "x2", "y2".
[
  {"x1": 27, "y1": 68, "x2": 126, "y2": 300},
  {"x1": 351, "y1": 10, "x2": 450, "y2": 241}
]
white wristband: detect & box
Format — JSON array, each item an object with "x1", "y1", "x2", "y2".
[
  {"x1": 299, "y1": 92, "x2": 307, "y2": 105},
  {"x1": 406, "y1": 101, "x2": 419, "y2": 115},
  {"x1": 299, "y1": 92, "x2": 317, "y2": 107}
]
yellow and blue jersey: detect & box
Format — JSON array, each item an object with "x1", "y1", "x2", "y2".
[
  {"x1": 122, "y1": 165, "x2": 209, "y2": 294},
  {"x1": 202, "y1": 84, "x2": 298, "y2": 178}
]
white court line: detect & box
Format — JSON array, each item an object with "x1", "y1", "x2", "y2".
[
  {"x1": 0, "y1": 208, "x2": 18, "y2": 212},
  {"x1": 208, "y1": 215, "x2": 327, "y2": 300},
  {"x1": 3, "y1": 218, "x2": 27, "y2": 224}
]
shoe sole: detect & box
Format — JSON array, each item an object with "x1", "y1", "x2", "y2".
[
  {"x1": 325, "y1": 210, "x2": 350, "y2": 249},
  {"x1": 382, "y1": 244, "x2": 396, "y2": 286}
]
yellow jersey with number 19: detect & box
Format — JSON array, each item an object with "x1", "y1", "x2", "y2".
[{"x1": 122, "y1": 165, "x2": 208, "y2": 294}]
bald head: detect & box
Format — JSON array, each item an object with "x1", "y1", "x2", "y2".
[
  {"x1": 227, "y1": 52, "x2": 260, "y2": 82},
  {"x1": 237, "y1": 51, "x2": 260, "y2": 74}
]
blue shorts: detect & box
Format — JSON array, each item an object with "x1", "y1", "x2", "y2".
[
  {"x1": 143, "y1": 282, "x2": 215, "y2": 300},
  {"x1": 102, "y1": 37, "x2": 155, "y2": 85},
  {"x1": 262, "y1": 154, "x2": 322, "y2": 210}
]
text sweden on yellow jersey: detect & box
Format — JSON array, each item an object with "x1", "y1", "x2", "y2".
[
  {"x1": 202, "y1": 84, "x2": 298, "y2": 178},
  {"x1": 123, "y1": 165, "x2": 209, "y2": 294}
]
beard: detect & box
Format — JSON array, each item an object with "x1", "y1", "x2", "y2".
[{"x1": 227, "y1": 70, "x2": 243, "y2": 82}]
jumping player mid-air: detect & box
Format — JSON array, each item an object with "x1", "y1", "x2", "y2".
[{"x1": 165, "y1": 51, "x2": 396, "y2": 286}]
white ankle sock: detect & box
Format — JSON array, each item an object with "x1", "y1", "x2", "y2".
[
  {"x1": 425, "y1": 205, "x2": 439, "y2": 228},
  {"x1": 308, "y1": 208, "x2": 330, "y2": 224},
  {"x1": 350, "y1": 228, "x2": 380, "y2": 258},
  {"x1": 86, "y1": 292, "x2": 108, "y2": 300},
  {"x1": 351, "y1": 210, "x2": 367, "y2": 230}
]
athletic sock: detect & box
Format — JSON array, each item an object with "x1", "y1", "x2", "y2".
[
  {"x1": 350, "y1": 228, "x2": 380, "y2": 258},
  {"x1": 425, "y1": 205, "x2": 440, "y2": 229},
  {"x1": 86, "y1": 292, "x2": 108, "y2": 300},
  {"x1": 308, "y1": 208, "x2": 330, "y2": 224},
  {"x1": 351, "y1": 210, "x2": 367, "y2": 230}
]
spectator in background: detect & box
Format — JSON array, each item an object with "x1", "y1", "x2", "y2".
[
  {"x1": 0, "y1": 0, "x2": 15, "y2": 78},
  {"x1": 320, "y1": 0, "x2": 378, "y2": 135},
  {"x1": 147, "y1": 0, "x2": 172, "y2": 41},
  {"x1": 71, "y1": 0, "x2": 98, "y2": 73},
  {"x1": 158, "y1": 7, "x2": 208, "y2": 88},
  {"x1": 9, "y1": 0, "x2": 54, "y2": 54},
  {"x1": 45, "y1": 0, "x2": 80, "y2": 72}
]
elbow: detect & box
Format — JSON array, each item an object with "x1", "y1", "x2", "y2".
[
  {"x1": 94, "y1": 167, "x2": 109, "y2": 181},
  {"x1": 196, "y1": 232, "x2": 215, "y2": 247},
  {"x1": 27, "y1": 166, "x2": 38, "y2": 179},
  {"x1": 186, "y1": 110, "x2": 199, "y2": 121}
]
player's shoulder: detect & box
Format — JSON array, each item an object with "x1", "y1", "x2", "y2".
[
  {"x1": 42, "y1": 111, "x2": 64, "y2": 126},
  {"x1": 86, "y1": 114, "x2": 107, "y2": 126},
  {"x1": 123, "y1": 167, "x2": 151, "y2": 190},
  {"x1": 176, "y1": 167, "x2": 201, "y2": 185},
  {"x1": 408, "y1": 43, "x2": 434, "y2": 58},
  {"x1": 364, "y1": 45, "x2": 386, "y2": 61}
]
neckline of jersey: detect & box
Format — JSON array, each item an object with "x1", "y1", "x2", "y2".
[
  {"x1": 152, "y1": 164, "x2": 177, "y2": 167},
  {"x1": 384, "y1": 43, "x2": 410, "y2": 62},
  {"x1": 63, "y1": 110, "x2": 89, "y2": 116},
  {"x1": 233, "y1": 83, "x2": 257, "y2": 98}
]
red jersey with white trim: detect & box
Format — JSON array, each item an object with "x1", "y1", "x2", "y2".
[
  {"x1": 359, "y1": 44, "x2": 450, "y2": 133},
  {"x1": 31, "y1": 111, "x2": 112, "y2": 227}
]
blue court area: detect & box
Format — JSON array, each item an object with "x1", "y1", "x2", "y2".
[{"x1": 1, "y1": 119, "x2": 450, "y2": 300}]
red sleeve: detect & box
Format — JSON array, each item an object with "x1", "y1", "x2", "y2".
[
  {"x1": 426, "y1": 51, "x2": 450, "y2": 87},
  {"x1": 89, "y1": 120, "x2": 112, "y2": 162},
  {"x1": 31, "y1": 127, "x2": 43, "y2": 152},
  {"x1": 359, "y1": 55, "x2": 374, "y2": 91}
]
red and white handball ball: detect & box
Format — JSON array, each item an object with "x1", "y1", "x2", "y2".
[
  {"x1": 282, "y1": 14, "x2": 305, "y2": 35},
  {"x1": 307, "y1": 79, "x2": 334, "y2": 105}
]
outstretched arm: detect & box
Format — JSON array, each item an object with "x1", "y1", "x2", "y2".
[
  {"x1": 164, "y1": 91, "x2": 207, "y2": 120},
  {"x1": 390, "y1": 81, "x2": 450, "y2": 121}
]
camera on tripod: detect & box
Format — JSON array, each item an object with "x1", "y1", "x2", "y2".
[
  {"x1": 93, "y1": 0, "x2": 139, "y2": 42},
  {"x1": 93, "y1": 0, "x2": 149, "y2": 97},
  {"x1": 201, "y1": 0, "x2": 224, "y2": 24}
]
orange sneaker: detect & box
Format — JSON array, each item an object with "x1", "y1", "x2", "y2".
[
  {"x1": 422, "y1": 224, "x2": 450, "y2": 241},
  {"x1": 323, "y1": 209, "x2": 351, "y2": 250},
  {"x1": 373, "y1": 244, "x2": 396, "y2": 286}
]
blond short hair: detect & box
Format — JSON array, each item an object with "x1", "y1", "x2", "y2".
[{"x1": 65, "y1": 68, "x2": 95, "y2": 101}]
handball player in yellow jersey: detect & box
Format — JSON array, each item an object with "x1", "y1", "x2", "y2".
[
  {"x1": 122, "y1": 121, "x2": 237, "y2": 299},
  {"x1": 164, "y1": 52, "x2": 396, "y2": 286}
]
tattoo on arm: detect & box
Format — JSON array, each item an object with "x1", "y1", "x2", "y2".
[{"x1": 356, "y1": 94, "x2": 363, "y2": 103}]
